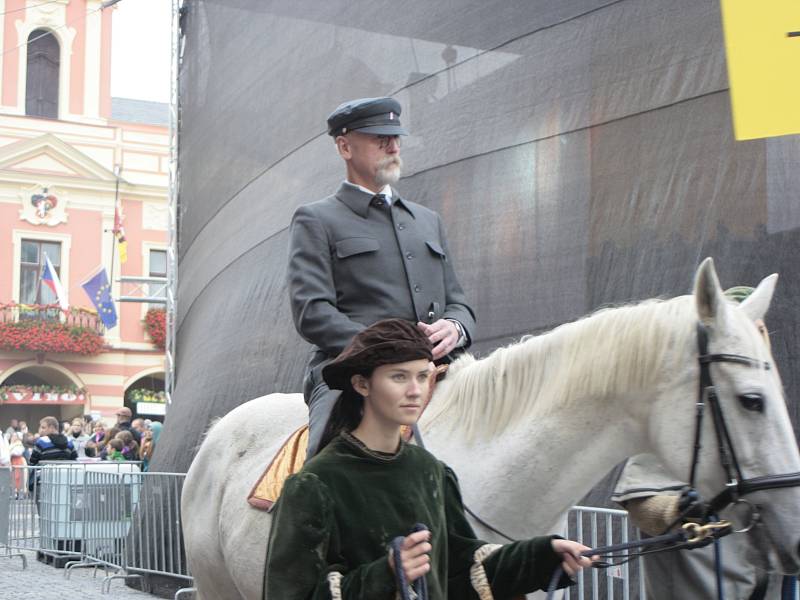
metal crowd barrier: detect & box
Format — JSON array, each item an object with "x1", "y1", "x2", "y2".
[
  {"x1": 564, "y1": 506, "x2": 645, "y2": 600},
  {"x1": 3, "y1": 464, "x2": 799, "y2": 599},
  {"x1": 1, "y1": 463, "x2": 191, "y2": 598}
]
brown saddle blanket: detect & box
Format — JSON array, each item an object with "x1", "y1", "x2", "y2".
[{"x1": 248, "y1": 425, "x2": 309, "y2": 511}]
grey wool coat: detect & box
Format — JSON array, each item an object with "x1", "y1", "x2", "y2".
[{"x1": 288, "y1": 181, "x2": 476, "y2": 381}]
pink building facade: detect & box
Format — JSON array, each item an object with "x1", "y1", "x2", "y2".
[{"x1": 0, "y1": 0, "x2": 169, "y2": 428}]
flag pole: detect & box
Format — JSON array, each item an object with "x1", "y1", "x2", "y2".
[{"x1": 107, "y1": 165, "x2": 121, "y2": 332}]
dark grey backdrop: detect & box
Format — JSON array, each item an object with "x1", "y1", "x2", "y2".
[{"x1": 153, "y1": 0, "x2": 800, "y2": 503}]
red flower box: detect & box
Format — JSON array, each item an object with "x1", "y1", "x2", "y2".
[
  {"x1": 0, "y1": 320, "x2": 105, "y2": 355},
  {"x1": 144, "y1": 308, "x2": 166, "y2": 349}
]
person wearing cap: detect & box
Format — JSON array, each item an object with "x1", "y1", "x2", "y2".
[
  {"x1": 115, "y1": 406, "x2": 141, "y2": 444},
  {"x1": 288, "y1": 96, "x2": 476, "y2": 458},
  {"x1": 265, "y1": 319, "x2": 594, "y2": 599}
]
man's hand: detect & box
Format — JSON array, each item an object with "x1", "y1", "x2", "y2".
[
  {"x1": 387, "y1": 529, "x2": 431, "y2": 583},
  {"x1": 417, "y1": 320, "x2": 459, "y2": 360},
  {"x1": 551, "y1": 539, "x2": 596, "y2": 578}
]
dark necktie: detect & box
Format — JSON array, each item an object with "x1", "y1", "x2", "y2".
[{"x1": 371, "y1": 194, "x2": 388, "y2": 208}]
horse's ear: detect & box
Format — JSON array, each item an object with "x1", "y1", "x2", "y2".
[
  {"x1": 739, "y1": 273, "x2": 778, "y2": 322},
  {"x1": 694, "y1": 257, "x2": 726, "y2": 325}
]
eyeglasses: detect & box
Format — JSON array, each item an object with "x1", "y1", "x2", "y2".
[{"x1": 376, "y1": 135, "x2": 401, "y2": 150}]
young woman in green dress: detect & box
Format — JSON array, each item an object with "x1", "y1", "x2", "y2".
[{"x1": 265, "y1": 318, "x2": 594, "y2": 599}]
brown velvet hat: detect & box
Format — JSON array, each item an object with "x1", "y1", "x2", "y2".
[{"x1": 322, "y1": 319, "x2": 433, "y2": 392}]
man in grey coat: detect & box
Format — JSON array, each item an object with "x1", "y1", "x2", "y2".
[{"x1": 288, "y1": 96, "x2": 476, "y2": 457}]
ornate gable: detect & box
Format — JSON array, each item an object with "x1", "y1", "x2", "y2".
[{"x1": 0, "y1": 134, "x2": 118, "y2": 181}]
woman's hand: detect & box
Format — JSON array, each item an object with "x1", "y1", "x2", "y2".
[
  {"x1": 551, "y1": 539, "x2": 596, "y2": 578},
  {"x1": 388, "y1": 529, "x2": 431, "y2": 583}
]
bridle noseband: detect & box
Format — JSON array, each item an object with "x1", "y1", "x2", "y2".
[{"x1": 690, "y1": 322, "x2": 800, "y2": 520}]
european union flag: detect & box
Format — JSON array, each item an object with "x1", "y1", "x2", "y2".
[{"x1": 81, "y1": 268, "x2": 118, "y2": 329}]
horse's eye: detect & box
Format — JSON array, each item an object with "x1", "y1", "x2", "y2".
[{"x1": 738, "y1": 393, "x2": 764, "y2": 413}]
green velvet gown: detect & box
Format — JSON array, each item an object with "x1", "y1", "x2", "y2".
[{"x1": 265, "y1": 432, "x2": 570, "y2": 599}]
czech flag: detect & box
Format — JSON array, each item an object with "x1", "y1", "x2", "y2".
[{"x1": 41, "y1": 254, "x2": 69, "y2": 310}]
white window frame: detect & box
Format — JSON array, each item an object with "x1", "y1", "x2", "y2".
[
  {"x1": 141, "y1": 242, "x2": 168, "y2": 317},
  {"x1": 12, "y1": 229, "x2": 71, "y2": 304}
]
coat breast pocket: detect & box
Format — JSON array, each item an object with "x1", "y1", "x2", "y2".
[
  {"x1": 425, "y1": 240, "x2": 447, "y2": 262},
  {"x1": 335, "y1": 237, "x2": 380, "y2": 259}
]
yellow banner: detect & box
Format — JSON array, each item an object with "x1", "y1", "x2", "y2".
[{"x1": 720, "y1": 0, "x2": 800, "y2": 140}]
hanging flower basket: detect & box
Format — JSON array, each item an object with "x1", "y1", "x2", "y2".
[
  {"x1": 143, "y1": 308, "x2": 166, "y2": 349},
  {"x1": 127, "y1": 388, "x2": 167, "y2": 404},
  {"x1": 0, "y1": 320, "x2": 105, "y2": 355}
]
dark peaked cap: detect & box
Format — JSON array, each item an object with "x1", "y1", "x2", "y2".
[
  {"x1": 327, "y1": 97, "x2": 409, "y2": 137},
  {"x1": 322, "y1": 319, "x2": 433, "y2": 392}
]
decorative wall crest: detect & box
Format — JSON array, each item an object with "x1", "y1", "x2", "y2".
[{"x1": 18, "y1": 184, "x2": 69, "y2": 226}]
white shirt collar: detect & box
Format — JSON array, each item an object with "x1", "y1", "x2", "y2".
[{"x1": 347, "y1": 181, "x2": 393, "y2": 204}]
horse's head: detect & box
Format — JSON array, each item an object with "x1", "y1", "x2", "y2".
[{"x1": 650, "y1": 258, "x2": 800, "y2": 573}]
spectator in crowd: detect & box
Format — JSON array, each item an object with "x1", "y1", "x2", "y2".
[
  {"x1": 21, "y1": 432, "x2": 35, "y2": 462},
  {"x1": 81, "y1": 440, "x2": 102, "y2": 462},
  {"x1": 89, "y1": 422, "x2": 106, "y2": 445},
  {"x1": 5, "y1": 418, "x2": 20, "y2": 440},
  {"x1": 28, "y1": 416, "x2": 78, "y2": 499},
  {"x1": 67, "y1": 417, "x2": 90, "y2": 457},
  {"x1": 115, "y1": 407, "x2": 141, "y2": 443},
  {"x1": 131, "y1": 418, "x2": 146, "y2": 437},
  {"x1": 98, "y1": 426, "x2": 120, "y2": 460},
  {"x1": 29, "y1": 417, "x2": 78, "y2": 465},
  {"x1": 18, "y1": 420, "x2": 28, "y2": 436},
  {"x1": 140, "y1": 422, "x2": 162, "y2": 471},
  {"x1": 0, "y1": 430, "x2": 9, "y2": 465},
  {"x1": 115, "y1": 430, "x2": 139, "y2": 461},
  {"x1": 106, "y1": 439, "x2": 125, "y2": 461},
  {"x1": 60, "y1": 420, "x2": 70, "y2": 435},
  {"x1": 8, "y1": 432, "x2": 27, "y2": 498}
]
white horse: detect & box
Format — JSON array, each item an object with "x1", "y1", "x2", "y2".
[{"x1": 181, "y1": 259, "x2": 800, "y2": 599}]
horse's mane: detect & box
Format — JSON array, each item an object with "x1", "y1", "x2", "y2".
[{"x1": 425, "y1": 295, "x2": 699, "y2": 439}]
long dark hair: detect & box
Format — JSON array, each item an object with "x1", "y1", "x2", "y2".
[{"x1": 317, "y1": 370, "x2": 372, "y2": 452}]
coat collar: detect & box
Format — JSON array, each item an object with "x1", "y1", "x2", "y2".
[{"x1": 335, "y1": 181, "x2": 416, "y2": 219}]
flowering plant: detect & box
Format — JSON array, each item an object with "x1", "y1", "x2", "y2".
[
  {"x1": 143, "y1": 308, "x2": 166, "y2": 349},
  {"x1": 127, "y1": 388, "x2": 166, "y2": 404},
  {"x1": 0, "y1": 320, "x2": 105, "y2": 355},
  {"x1": 0, "y1": 384, "x2": 87, "y2": 403}
]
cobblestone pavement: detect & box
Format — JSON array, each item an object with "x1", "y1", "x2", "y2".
[{"x1": 0, "y1": 550, "x2": 164, "y2": 599}]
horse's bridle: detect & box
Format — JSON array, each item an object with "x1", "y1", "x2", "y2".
[{"x1": 689, "y1": 322, "x2": 800, "y2": 521}]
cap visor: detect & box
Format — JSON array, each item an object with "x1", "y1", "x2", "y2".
[{"x1": 352, "y1": 124, "x2": 409, "y2": 136}]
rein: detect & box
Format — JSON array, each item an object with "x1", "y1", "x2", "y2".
[
  {"x1": 412, "y1": 321, "x2": 800, "y2": 599},
  {"x1": 391, "y1": 524, "x2": 430, "y2": 600},
  {"x1": 545, "y1": 321, "x2": 800, "y2": 598}
]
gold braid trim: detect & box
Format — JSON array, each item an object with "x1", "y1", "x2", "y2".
[
  {"x1": 469, "y1": 543, "x2": 503, "y2": 600},
  {"x1": 326, "y1": 571, "x2": 343, "y2": 600}
]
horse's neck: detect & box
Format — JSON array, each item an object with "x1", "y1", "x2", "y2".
[
  {"x1": 420, "y1": 323, "x2": 668, "y2": 535},
  {"x1": 424, "y1": 388, "x2": 648, "y2": 535}
]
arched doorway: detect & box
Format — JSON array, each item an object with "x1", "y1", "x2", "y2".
[
  {"x1": 124, "y1": 370, "x2": 165, "y2": 423},
  {"x1": 0, "y1": 362, "x2": 86, "y2": 436}
]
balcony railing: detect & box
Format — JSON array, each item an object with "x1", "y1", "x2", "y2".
[{"x1": 0, "y1": 302, "x2": 103, "y2": 334}]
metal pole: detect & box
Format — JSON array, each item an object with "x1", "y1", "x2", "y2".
[{"x1": 166, "y1": 0, "x2": 182, "y2": 407}]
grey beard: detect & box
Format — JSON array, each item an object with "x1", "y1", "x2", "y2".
[{"x1": 375, "y1": 157, "x2": 403, "y2": 186}]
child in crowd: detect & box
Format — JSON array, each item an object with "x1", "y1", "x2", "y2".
[
  {"x1": 106, "y1": 439, "x2": 125, "y2": 461},
  {"x1": 114, "y1": 430, "x2": 139, "y2": 461}
]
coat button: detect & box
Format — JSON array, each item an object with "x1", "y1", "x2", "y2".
[
  {"x1": 406, "y1": 253, "x2": 414, "y2": 260},
  {"x1": 397, "y1": 223, "x2": 405, "y2": 230},
  {"x1": 414, "y1": 285, "x2": 421, "y2": 292}
]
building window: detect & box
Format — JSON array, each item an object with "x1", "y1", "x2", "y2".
[
  {"x1": 25, "y1": 29, "x2": 60, "y2": 119},
  {"x1": 20, "y1": 239, "x2": 61, "y2": 305},
  {"x1": 149, "y1": 249, "x2": 167, "y2": 307}
]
